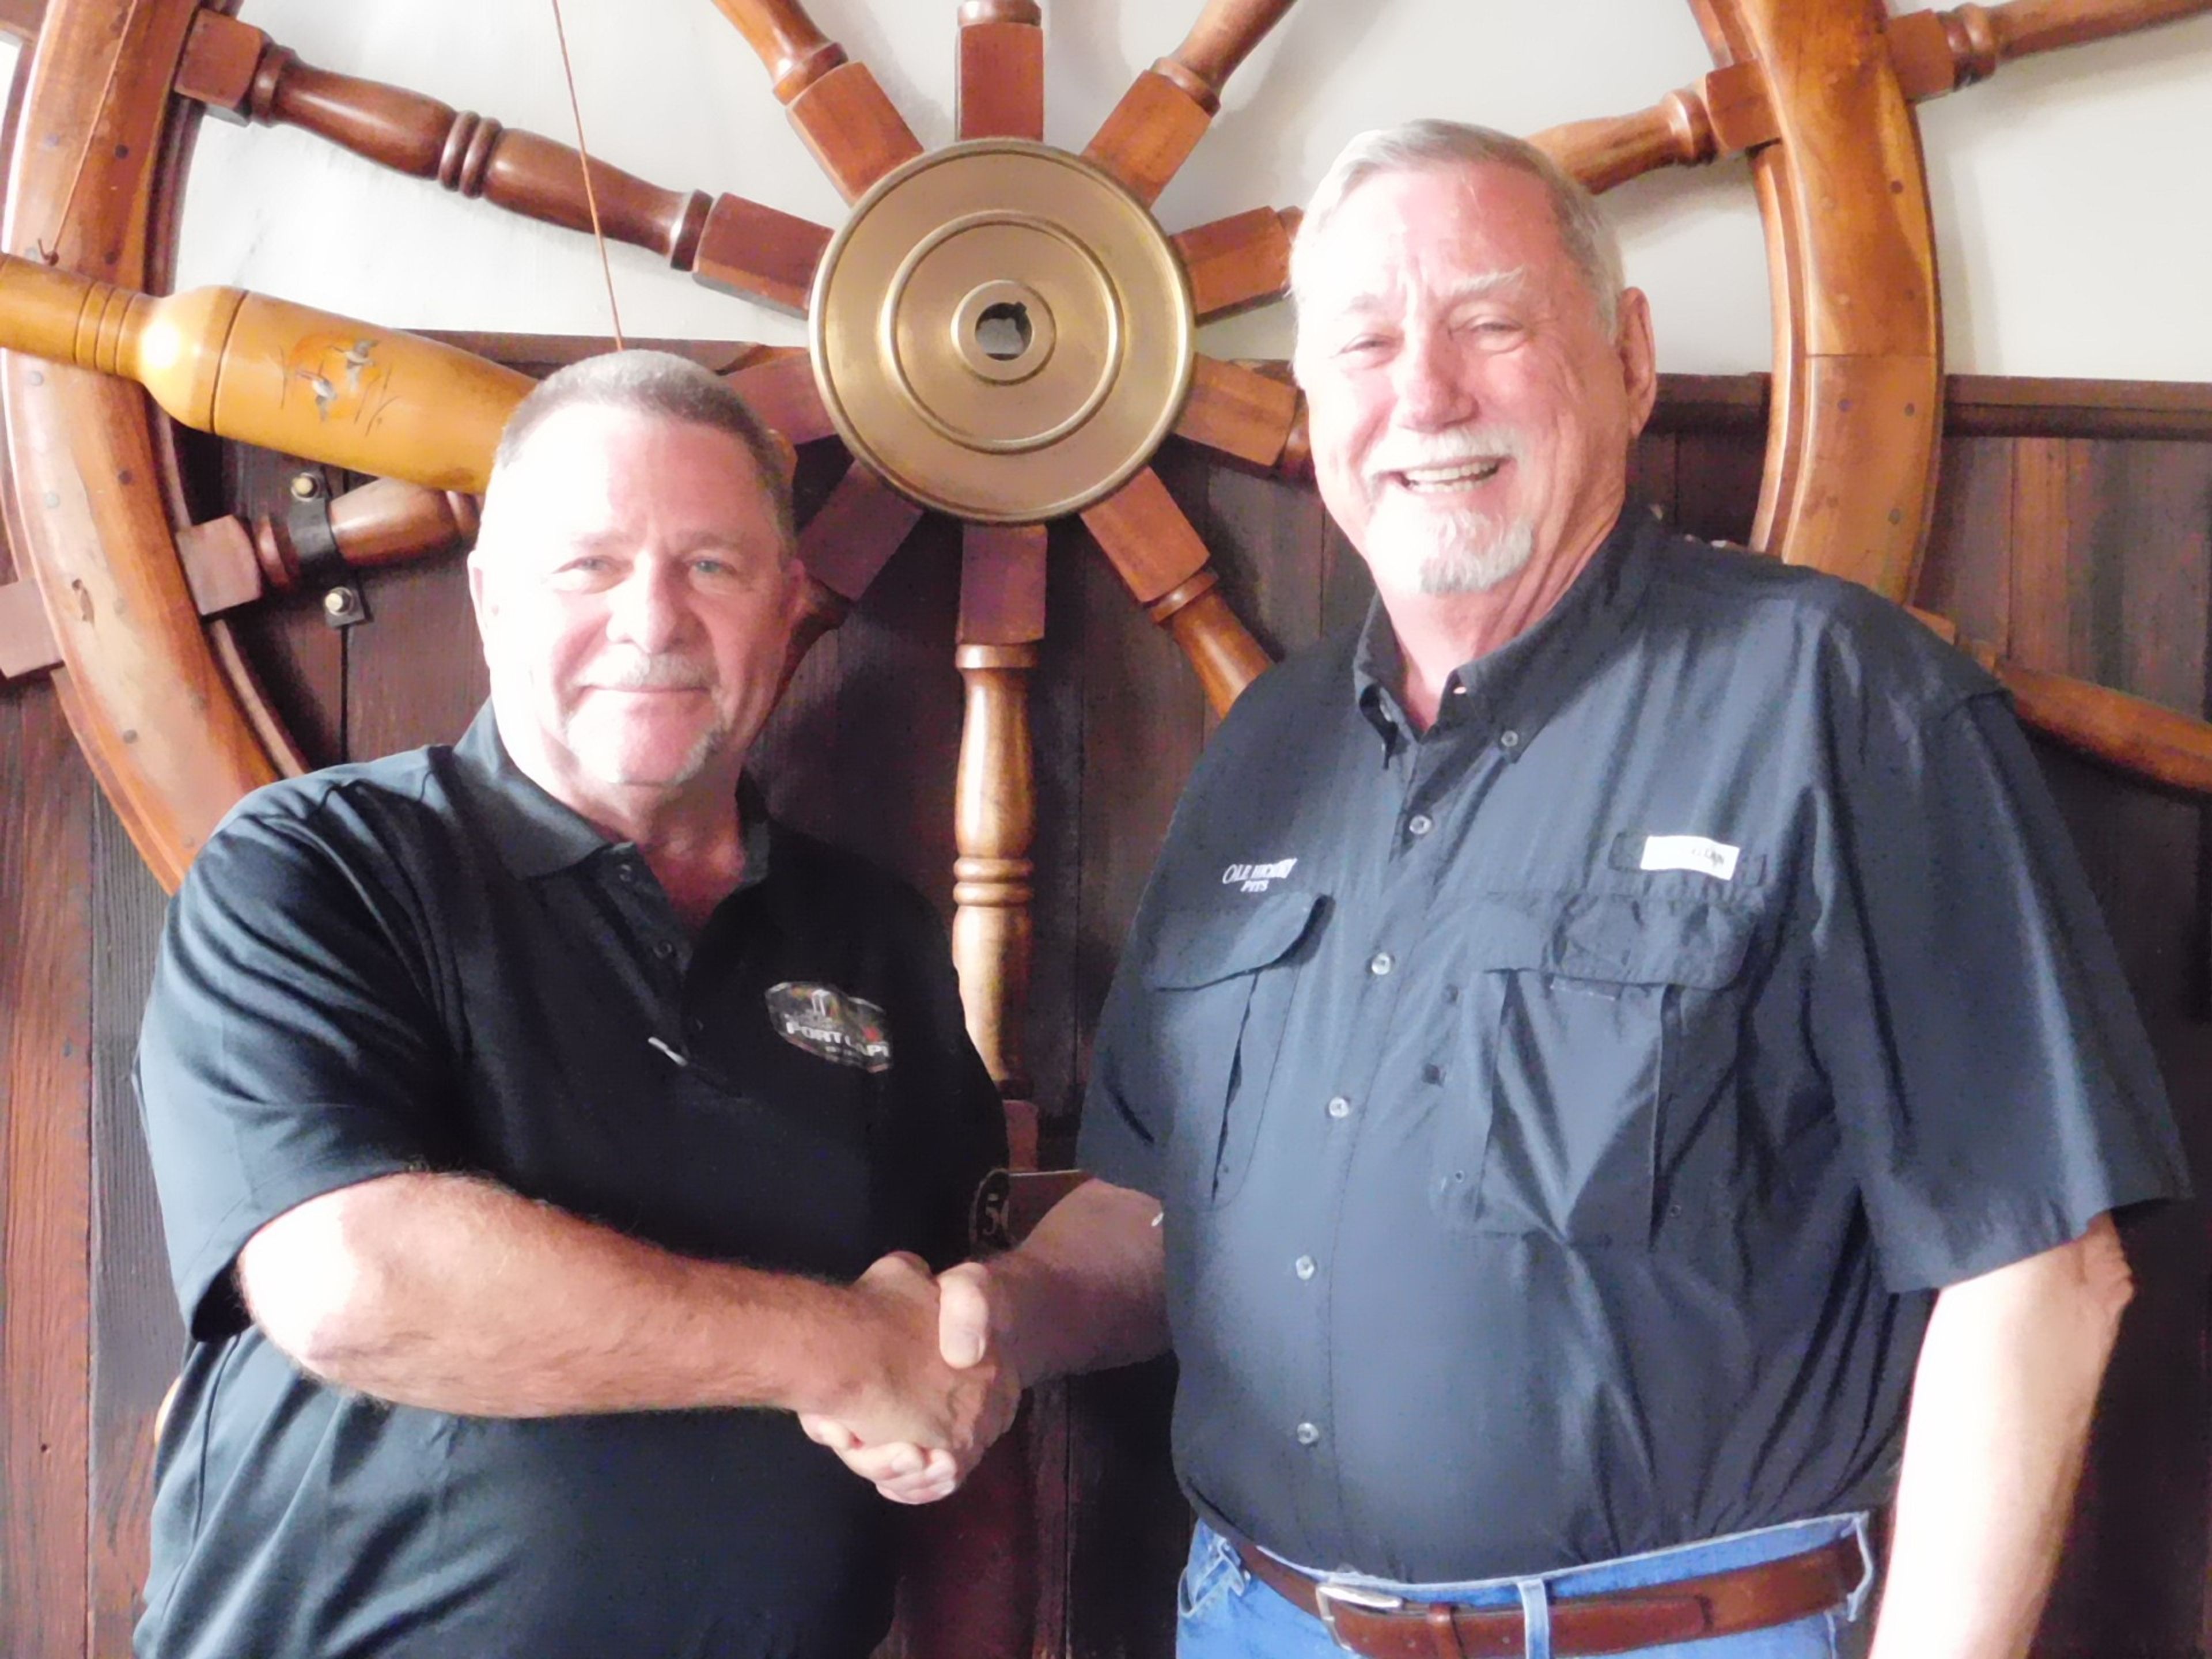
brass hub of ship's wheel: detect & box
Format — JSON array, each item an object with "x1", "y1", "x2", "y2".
[{"x1": 809, "y1": 139, "x2": 1194, "y2": 525}]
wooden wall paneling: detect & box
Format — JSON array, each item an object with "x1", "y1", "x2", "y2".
[
  {"x1": 1198, "y1": 445, "x2": 1331, "y2": 663},
  {"x1": 1911, "y1": 435, "x2": 2013, "y2": 650},
  {"x1": 1028, "y1": 520, "x2": 1089, "y2": 1143},
  {"x1": 342, "y1": 555, "x2": 488, "y2": 763},
  {"x1": 212, "y1": 448, "x2": 350, "y2": 768},
  {"x1": 0, "y1": 680, "x2": 95, "y2": 1659},
  {"x1": 1628, "y1": 429, "x2": 1678, "y2": 526},
  {"x1": 86, "y1": 798, "x2": 179, "y2": 1658},
  {"x1": 825, "y1": 510, "x2": 964, "y2": 913},
  {"x1": 752, "y1": 444, "x2": 861, "y2": 844},
  {"x1": 1671, "y1": 427, "x2": 1766, "y2": 549},
  {"x1": 2006, "y1": 437, "x2": 2081, "y2": 673},
  {"x1": 1317, "y1": 517, "x2": 1377, "y2": 639},
  {"x1": 1057, "y1": 452, "x2": 1210, "y2": 1659},
  {"x1": 1997, "y1": 433, "x2": 2212, "y2": 1658}
]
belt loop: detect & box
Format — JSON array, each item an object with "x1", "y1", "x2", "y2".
[
  {"x1": 1515, "y1": 1577, "x2": 1550, "y2": 1659},
  {"x1": 1844, "y1": 1512, "x2": 1880, "y2": 1622}
]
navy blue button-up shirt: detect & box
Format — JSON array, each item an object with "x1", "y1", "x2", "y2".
[{"x1": 1081, "y1": 509, "x2": 2185, "y2": 1582}]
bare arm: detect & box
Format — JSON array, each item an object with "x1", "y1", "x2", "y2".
[
  {"x1": 978, "y1": 1176, "x2": 1171, "y2": 1387},
  {"x1": 237, "y1": 1170, "x2": 1015, "y2": 1459},
  {"x1": 1868, "y1": 1213, "x2": 2135, "y2": 1659}
]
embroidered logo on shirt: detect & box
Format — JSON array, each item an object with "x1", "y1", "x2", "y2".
[
  {"x1": 764, "y1": 982, "x2": 893, "y2": 1072},
  {"x1": 1221, "y1": 857, "x2": 1299, "y2": 894},
  {"x1": 1639, "y1": 834, "x2": 1741, "y2": 882}
]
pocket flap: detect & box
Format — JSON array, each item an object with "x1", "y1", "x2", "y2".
[
  {"x1": 1462, "y1": 891, "x2": 1755, "y2": 988},
  {"x1": 1143, "y1": 891, "x2": 1323, "y2": 990}
]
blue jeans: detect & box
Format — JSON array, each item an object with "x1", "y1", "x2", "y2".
[{"x1": 1176, "y1": 1515, "x2": 1878, "y2": 1659}]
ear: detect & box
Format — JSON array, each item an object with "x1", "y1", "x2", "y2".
[{"x1": 1614, "y1": 287, "x2": 1659, "y2": 437}]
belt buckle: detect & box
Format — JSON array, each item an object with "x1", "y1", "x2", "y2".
[{"x1": 1312, "y1": 1580, "x2": 1406, "y2": 1653}]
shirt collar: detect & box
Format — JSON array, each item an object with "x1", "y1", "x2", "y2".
[
  {"x1": 450, "y1": 702, "x2": 774, "y2": 887},
  {"x1": 1353, "y1": 502, "x2": 1661, "y2": 755}
]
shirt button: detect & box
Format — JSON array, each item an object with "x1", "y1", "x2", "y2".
[
  {"x1": 615, "y1": 865, "x2": 635, "y2": 884},
  {"x1": 1499, "y1": 729, "x2": 1521, "y2": 751},
  {"x1": 1407, "y1": 813, "x2": 1434, "y2": 837},
  {"x1": 1327, "y1": 1095, "x2": 1351, "y2": 1119},
  {"x1": 1368, "y1": 951, "x2": 1394, "y2": 976},
  {"x1": 653, "y1": 941, "x2": 675, "y2": 959},
  {"x1": 1295, "y1": 1422, "x2": 1322, "y2": 1446},
  {"x1": 1442, "y1": 984, "x2": 1461, "y2": 1005},
  {"x1": 687, "y1": 1015, "x2": 705, "y2": 1035},
  {"x1": 1294, "y1": 1255, "x2": 1316, "y2": 1281},
  {"x1": 1422, "y1": 1063, "x2": 1445, "y2": 1085}
]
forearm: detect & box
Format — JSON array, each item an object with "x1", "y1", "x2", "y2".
[
  {"x1": 1869, "y1": 1215, "x2": 2134, "y2": 1659},
  {"x1": 240, "y1": 1171, "x2": 866, "y2": 1418},
  {"x1": 988, "y1": 1177, "x2": 1169, "y2": 1388}
]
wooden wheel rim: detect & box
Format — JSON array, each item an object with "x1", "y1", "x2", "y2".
[{"x1": 0, "y1": 0, "x2": 1984, "y2": 890}]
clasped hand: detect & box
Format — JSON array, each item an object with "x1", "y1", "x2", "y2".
[{"x1": 801, "y1": 1252, "x2": 1016, "y2": 1505}]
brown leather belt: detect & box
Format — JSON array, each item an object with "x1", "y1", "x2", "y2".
[{"x1": 1233, "y1": 1535, "x2": 1862, "y2": 1659}]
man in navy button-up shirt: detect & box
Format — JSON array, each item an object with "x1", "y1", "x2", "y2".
[{"x1": 815, "y1": 123, "x2": 2186, "y2": 1659}]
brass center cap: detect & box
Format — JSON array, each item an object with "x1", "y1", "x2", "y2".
[{"x1": 809, "y1": 140, "x2": 1195, "y2": 524}]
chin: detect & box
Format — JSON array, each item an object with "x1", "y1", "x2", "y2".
[{"x1": 1366, "y1": 506, "x2": 1537, "y2": 597}]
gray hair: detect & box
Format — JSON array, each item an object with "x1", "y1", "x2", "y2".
[
  {"x1": 491, "y1": 349, "x2": 796, "y2": 550},
  {"x1": 1291, "y1": 120, "x2": 1624, "y2": 335}
]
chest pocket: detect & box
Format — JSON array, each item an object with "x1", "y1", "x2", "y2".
[
  {"x1": 1435, "y1": 891, "x2": 1757, "y2": 1245},
  {"x1": 1142, "y1": 891, "x2": 1321, "y2": 1209}
]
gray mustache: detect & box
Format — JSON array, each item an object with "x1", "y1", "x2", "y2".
[{"x1": 589, "y1": 656, "x2": 714, "y2": 690}]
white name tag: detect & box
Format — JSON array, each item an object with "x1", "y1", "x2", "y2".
[{"x1": 1640, "y1": 834, "x2": 1741, "y2": 882}]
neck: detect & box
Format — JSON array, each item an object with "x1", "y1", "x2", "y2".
[
  {"x1": 525, "y1": 747, "x2": 753, "y2": 932},
  {"x1": 1379, "y1": 499, "x2": 1621, "y2": 730}
]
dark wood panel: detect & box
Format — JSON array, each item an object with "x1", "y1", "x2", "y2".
[
  {"x1": 0, "y1": 679, "x2": 95, "y2": 1659},
  {"x1": 344, "y1": 556, "x2": 488, "y2": 762},
  {"x1": 88, "y1": 798, "x2": 177, "y2": 1659}
]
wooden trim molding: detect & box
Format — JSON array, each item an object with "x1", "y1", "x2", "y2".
[{"x1": 1646, "y1": 372, "x2": 2212, "y2": 441}]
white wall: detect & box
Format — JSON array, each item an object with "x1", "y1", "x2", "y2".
[{"x1": 115, "y1": 0, "x2": 2212, "y2": 380}]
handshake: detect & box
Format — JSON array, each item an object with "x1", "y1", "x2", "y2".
[{"x1": 802, "y1": 1251, "x2": 1024, "y2": 1506}]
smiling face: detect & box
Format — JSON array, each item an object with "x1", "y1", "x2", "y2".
[
  {"x1": 1292, "y1": 161, "x2": 1655, "y2": 604},
  {"x1": 468, "y1": 403, "x2": 801, "y2": 827}
]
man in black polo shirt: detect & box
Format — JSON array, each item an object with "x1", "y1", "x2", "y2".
[
  {"x1": 134, "y1": 351, "x2": 1013, "y2": 1658},
  {"x1": 814, "y1": 122, "x2": 2188, "y2": 1658}
]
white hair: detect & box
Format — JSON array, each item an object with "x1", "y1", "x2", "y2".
[{"x1": 1291, "y1": 120, "x2": 1624, "y2": 334}]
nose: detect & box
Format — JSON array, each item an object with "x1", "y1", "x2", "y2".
[
  {"x1": 1391, "y1": 320, "x2": 1477, "y2": 433},
  {"x1": 605, "y1": 557, "x2": 694, "y2": 653}
]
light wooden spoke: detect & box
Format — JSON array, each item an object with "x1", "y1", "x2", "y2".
[
  {"x1": 953, "y1": 522, "x2": 1047, "y2": 1106},
  {"x1": 725, "y1": 351, "x2": 836, "y2": 446},
  {"x1": 172, "y1": 12, "x2": 832, "y2": 313},
  {"x1": 1529, "y1": 62, "x2": 1774, "y2": 194},
  {"x1": 708, "y1": 0, "x2": 923, "y2": 203},
  {"x1": 1173, "y1": 206, "x2": 1300, "y2": 322},
  {"x1": 959, "y1": 521, "x2": 1048, "y2": 648},
  {"x1": 0, "y1": 255, "x2": 528, "y2": 491},
  {"x1": 795, "y1": 461, "x2": 926, "y2": 603},
  {"x1": 1173, "y1": 355, "x2": 1301, "y2": 471},
  {"x1": 1903, "y1": 609, "x2": 2212, "y2": 795},
  {"x1": 1084, "y1": 0, "x2": 1300, "y2": 206},
  {"x1": 957, "y1": 1, "x2": 1044, "y2": 142},
  {"x1": 1081, "y1": 468, "x2": 1272, "y2": 715},
  {"x1": 1887, "y1": 0, "x2": 2212, "y2": 100}
]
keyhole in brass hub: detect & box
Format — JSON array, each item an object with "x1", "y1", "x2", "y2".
[{"x1": 976, "y1": 301, "x2": 1033, "y2": 361}]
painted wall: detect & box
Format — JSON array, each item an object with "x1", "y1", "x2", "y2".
[{"x1": 24, "y1": 1, "x2": 2212, "y2": 377}]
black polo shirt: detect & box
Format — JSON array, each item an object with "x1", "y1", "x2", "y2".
[
  {"x1": 1081, "y1": 507, "x2": 2186, "y2": 1584},
  {"x1": 134, "y1": 706, "x2": 1006, "y2": 1659}
]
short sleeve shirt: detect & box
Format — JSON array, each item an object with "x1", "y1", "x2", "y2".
[
  {"x1": 1080, "y1": 509, "x2": 2187, "y2": 1583},
  {"x1": 134, "y1": 705, "x2": 1006, "y2": 1659}
]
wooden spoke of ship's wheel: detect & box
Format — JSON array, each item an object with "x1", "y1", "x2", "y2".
[
  {"x1": 171, "y1": 10, "x2": 835, "y2": 316},
  {"x1": 1085, "y1": 0, "x2": 1301, "y2": 205},
  {"x1": 1174, "y1": 206, "x2": 1301, "y2": 323},
  {"x1": 710, "y1": 0, "x2": 925, "y2": 202},
  {"x1": 959, "y1": 1, "x2": 1046, "y2": 143}
]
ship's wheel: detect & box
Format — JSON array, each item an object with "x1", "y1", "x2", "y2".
[{"x1": 1, "y1": 0, "x2": 2210, "y2": 1146}]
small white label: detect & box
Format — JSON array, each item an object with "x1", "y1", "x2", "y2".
[{"x1": 1640, "y1": 834, "x2": 1740, "y2": 882}]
